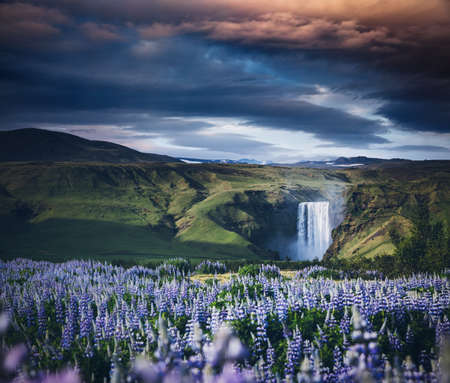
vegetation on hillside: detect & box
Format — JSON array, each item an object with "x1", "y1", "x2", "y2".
[
  {"x1": 389, "y1": 196, "x2": 449, "y2": 273},
  {"x1": 0, "y1": 159, "x2": 448, "y2": 266},
  {"x1": 0, "y1": 162, "x2": 345, "y2": 263},
  {"x1": 325, "y1": 161, "x2": 450, "y2": 263}
]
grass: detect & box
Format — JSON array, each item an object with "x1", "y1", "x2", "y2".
[
  {"x1": 338, "y1": 215, "x2": 411, "y2": 259},
  {"x1": 1, "y1": 160, "x2": 448, "y2": 264},
  {"x1": 327, "y1": 161, "x2": 450, "y2": 260},
  {"x1": 0, "y1": 162, "x2": 346, "y2": 263},
  {"x1": 0, "y1": 216, "x2": 272, "y2": 263},
  {"x1": 190, "y1": 270, "x2": 298, "y2": 284}
]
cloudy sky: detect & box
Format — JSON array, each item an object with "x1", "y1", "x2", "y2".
[{"x1": 1, "y1": 0, "x2": 450, "y2": 161}]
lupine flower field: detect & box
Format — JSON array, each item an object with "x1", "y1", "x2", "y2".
[{"x1": 1, "y1": 258, "x2": 450, "y2": 382}]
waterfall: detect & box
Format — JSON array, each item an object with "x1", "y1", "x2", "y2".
[{"x1": 297, "y1": 201, "x2": 332, "y2": 260}]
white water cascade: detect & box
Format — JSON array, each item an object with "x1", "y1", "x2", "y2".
[{"x1": 297, "y1": 201, "x2": 332, "y2": 260}]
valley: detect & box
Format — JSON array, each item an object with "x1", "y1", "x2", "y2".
[
  {"x1": 0, "y1": 159, "x2": 448, "y2": 266},
  {"x1": 0, "y1": 161, "x2": 344, "y2": 263}
]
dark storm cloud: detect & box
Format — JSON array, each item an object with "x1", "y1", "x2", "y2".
[
  {"x1": 0, "y1": 35, "x2": 388, "y2": 147},
  {"x1": 379, "y1": 101, "x2": 450, "y2": 134},
  {"x1": 0, "y1": 2, "x2": 71, "y2": 50},
  {"x1": 0, "y1": 0, "x2": 449, "y2": 157},
  {"x1": 21, "y1": 0, "x2": 449, "y2": 78},
  {"x1": 372, "y1": 79, "x2": 450, "y2": 134}
]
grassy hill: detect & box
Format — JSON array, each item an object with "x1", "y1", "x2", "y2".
[
  {"x1": 325, "y1": 161, "x2": 450, "y2": 260},
  {"x1": 0, "y1": 128, "x2": 179, "y2": 163},
  {"x1": 0, "y1": 157, "x2": 448, "y2": 265},
  {"x1": 0, "y1": 162, "x2": 347, "y2": 263}
]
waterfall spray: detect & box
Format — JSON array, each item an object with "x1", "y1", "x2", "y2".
[{"x1": 297, "y1": 201, "x2": 332, "y2": 260}]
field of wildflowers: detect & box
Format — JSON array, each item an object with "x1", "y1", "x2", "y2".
[{"x1": 0, "y1": 258, "x2": 449, "y2": 382}]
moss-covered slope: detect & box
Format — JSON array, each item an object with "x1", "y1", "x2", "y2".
[{"x1": 325, "y1": 161, "x2": 450, "y2": 260}]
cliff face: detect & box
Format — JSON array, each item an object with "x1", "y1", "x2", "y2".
[
  {"x1": 324, "y1": 161, "x2": 450, "y2": 260},
  {"x1": 205, "y1": 188, "x2": 317, "y2": 260}
]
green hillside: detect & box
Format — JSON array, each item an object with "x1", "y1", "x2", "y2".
[
  {"x1": 0, "y1": 162, "x2": 346, "y2": 263},
  {"x1": 325, "y1": 161, "x2": 450, "y2": 261},
  {"x1": 0, "y1": 160, "x2": 448, "y2": 265}
]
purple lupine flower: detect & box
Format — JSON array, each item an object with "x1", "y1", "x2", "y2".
[
  {"x1": 406, "y1": 325, "x2": 414, "y2": 347},
  {"x1": 37, "y1": 301, "x2": 46, "y2": 335},
  {"x1": 388, "y1": 330, "x2": 402, "y2": 352},
  {"x1": 265, "y1": 340, "x2": 275, "y2": 381},
  {"x1": 55, "y1": 295, "x2": 65, "y2": 324},
  {"x1": 3, "y1": 343, "x2": 27, "y2": 372}
]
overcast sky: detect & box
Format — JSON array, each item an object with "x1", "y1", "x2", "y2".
[{"x1": 1, "y1": 0, "x2": 450, "y2": 161}]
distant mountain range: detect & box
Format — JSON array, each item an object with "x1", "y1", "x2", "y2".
[
  {"x1": 0, "y1": 128, "x2": 180, "y2": 163},
  {"x1": 178, "y1": 157, "x2": 267, "y2": 165},
  {"x1": 179, "y1": 156, "x2": 410, "y2": 168},
  {"x1": 0, "y1": 128, "x2": 410, "y2": 167},
  {"x1": 285, "y1": 156, "x2": 410, "y2": 168}
]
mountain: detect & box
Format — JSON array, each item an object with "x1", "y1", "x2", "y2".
[
  {"x1": 332, "y1": 156, "x2": 407, "y2": 166},
  {"x1": 178, "y1": 156, "x2": 408, "y2": 168},
  {"x1": 0, "y1": 130, "x2": 447, "y2": 266},
  {"x1": 178, "y1": 157, "x2": 265, "y2": 165},
  {"x1": 0, "y1": 128, "x2": 180, "y2": 163},
  {"x1": 280, "y1": 156, "x2": 410, "y2": 168}
]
